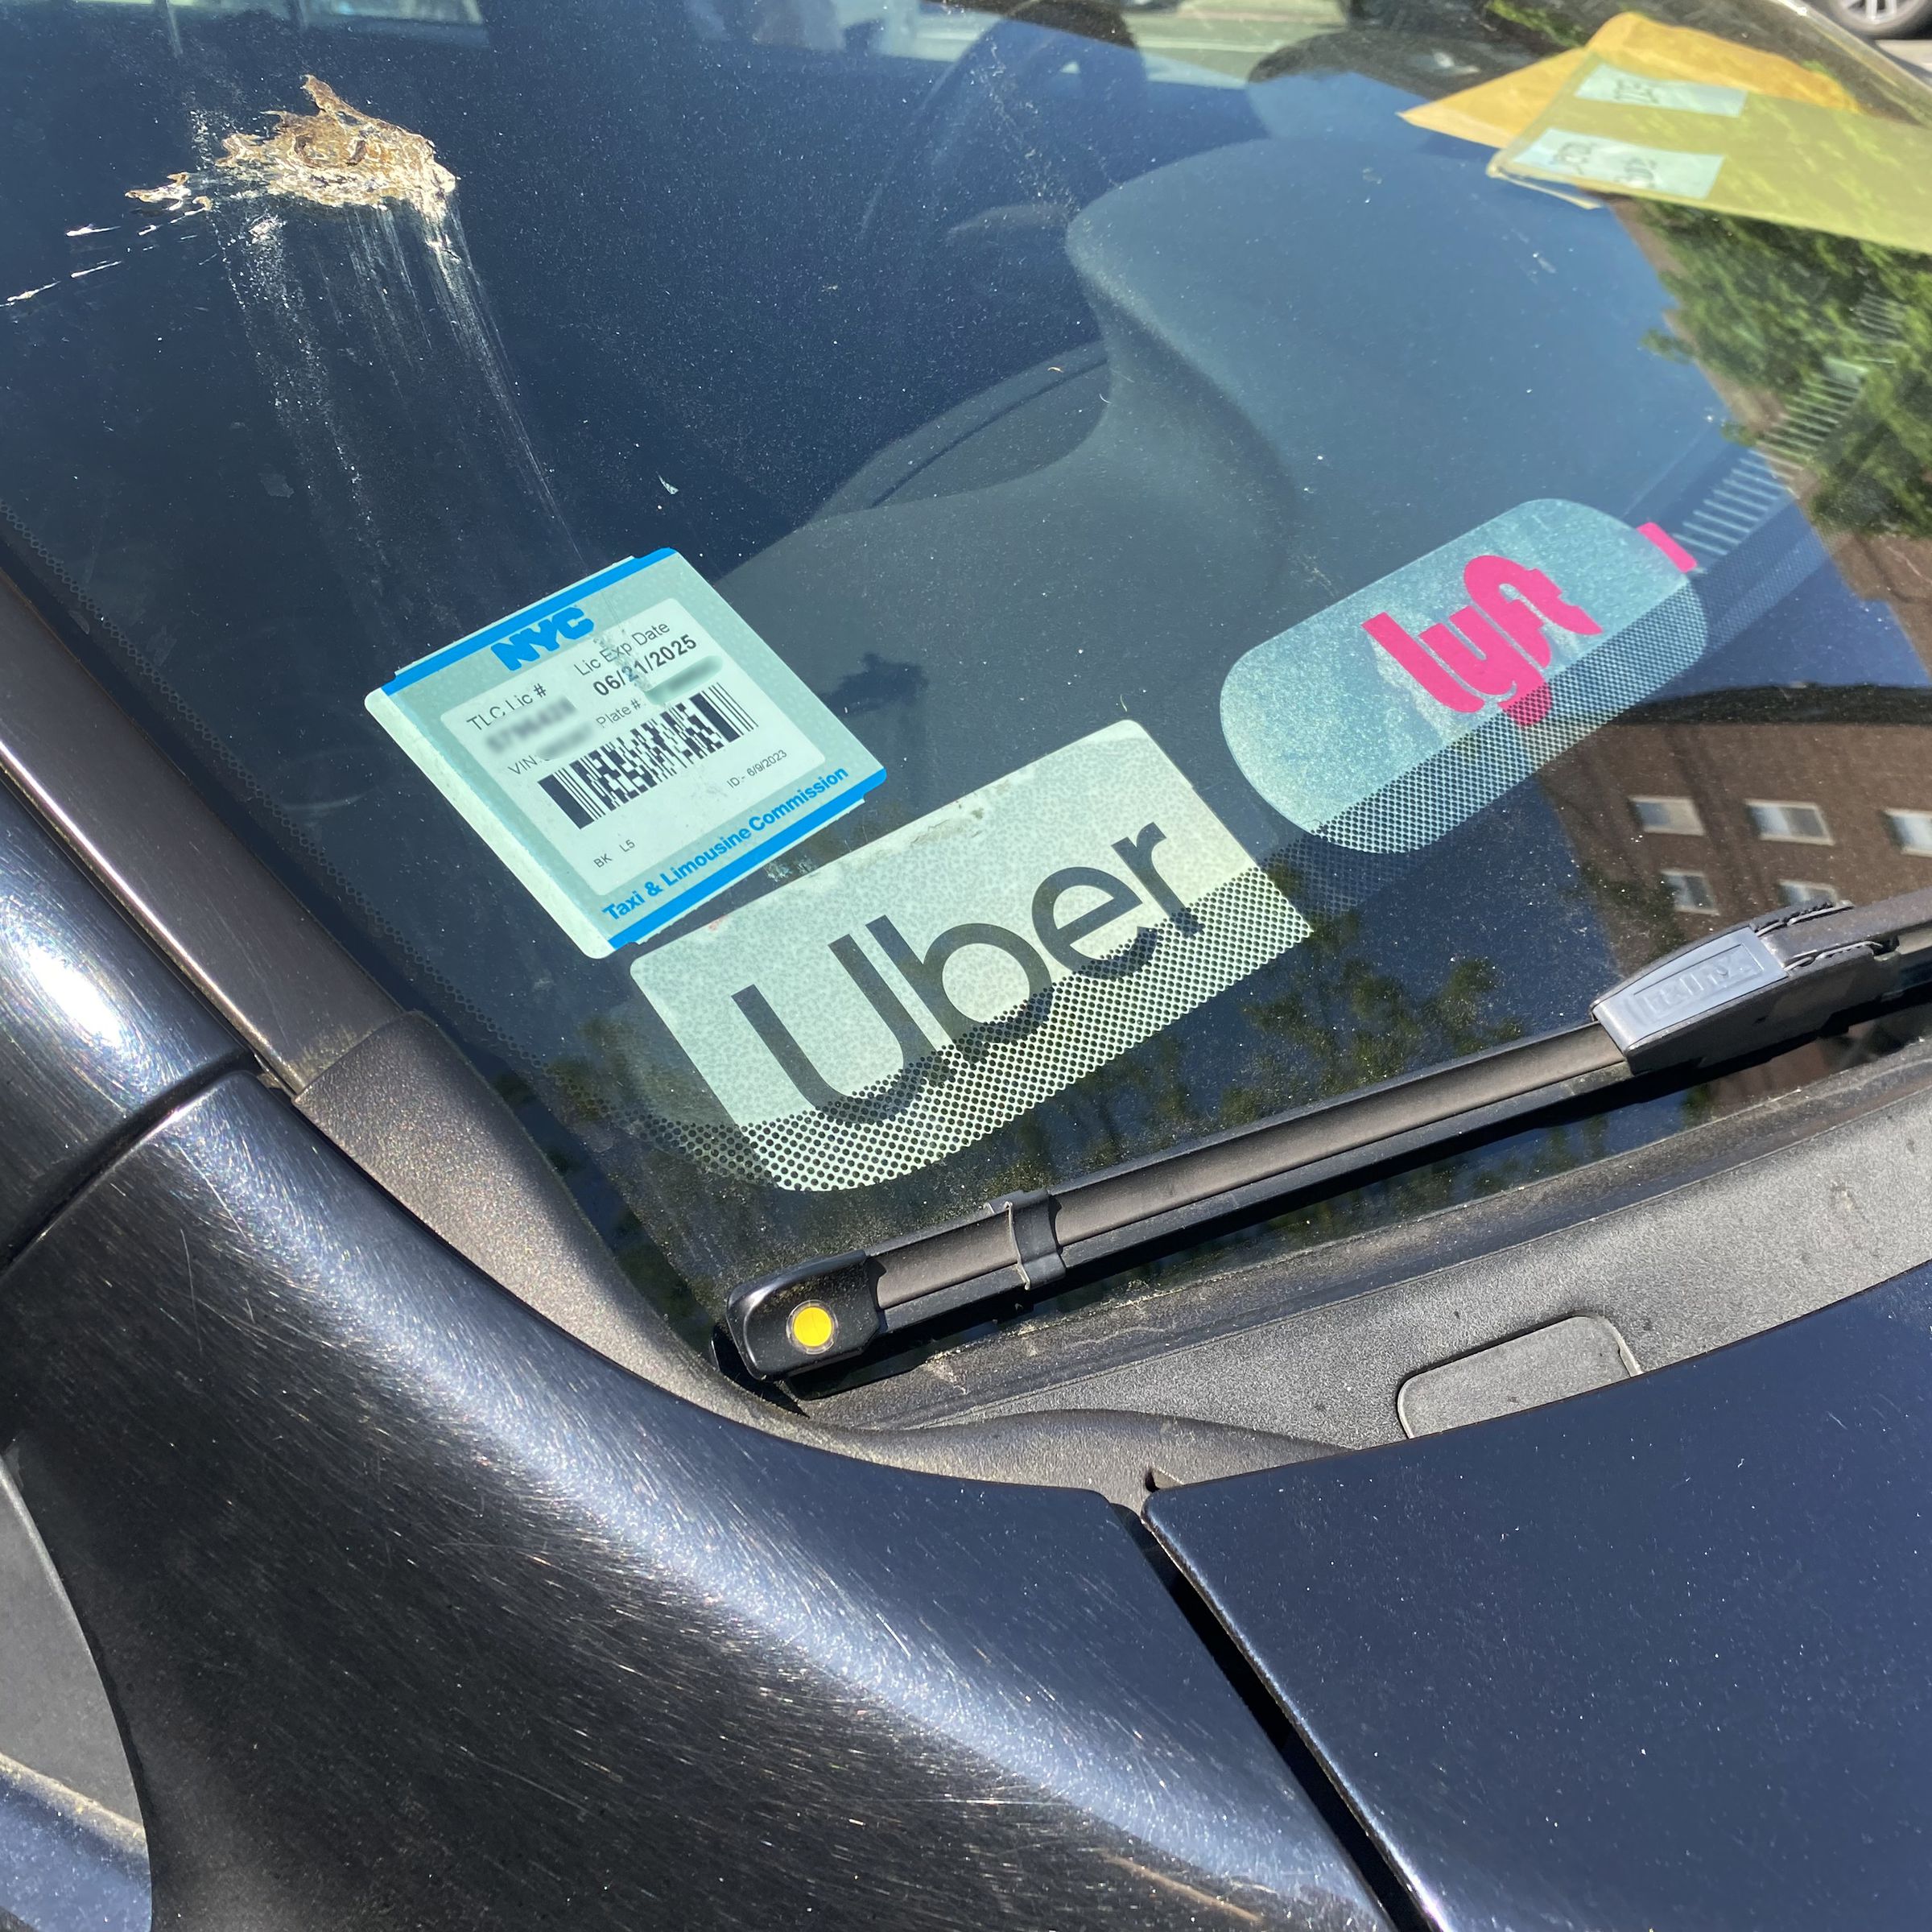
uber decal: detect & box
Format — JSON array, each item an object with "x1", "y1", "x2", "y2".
[
  {"x1": 366, "y1": 551, "x2": 885, "y2": 956},
  {"x1": 630, "y1": 722, "x2": 1309, "y2": 1192}
]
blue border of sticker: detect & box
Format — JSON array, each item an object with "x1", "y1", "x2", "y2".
[
  {"x1": 382, "y1": 550, "x2": 677, "y2": 693},
  {"x1": 609, "y1": 766, "x2": 887, "y2": 947}
]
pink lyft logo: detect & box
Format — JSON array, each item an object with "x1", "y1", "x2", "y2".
[{"x1": 1363, "y1": 522, "x2": 1695, "y2": 729}]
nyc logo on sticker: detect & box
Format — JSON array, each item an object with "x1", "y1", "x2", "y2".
[
  {"x1": 487, "y1": 603, "x2": 596, "y2": 669},
  {"x1": 365, "y1": 551, "x2": 886, "y2": 956},
  {"x1": 631, "y1": 722, "x2": 1308, "y2": 1192},
  {"x1": 1220, "y1": 502, "x2": 1703, "y2": 853}
]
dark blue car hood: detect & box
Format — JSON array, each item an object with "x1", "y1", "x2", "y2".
[{"x1": 1150, "y1": 1261, "x2": 1932, "y2": 1930}]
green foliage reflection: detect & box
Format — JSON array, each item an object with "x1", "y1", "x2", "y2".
[{"x1": 1643, "y1": 206, "x2": 1932, "y2": 538}]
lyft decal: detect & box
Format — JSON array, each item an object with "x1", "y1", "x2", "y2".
[
  {"x1": 630, "y1": 723, "x2": 1308, "y2": 1191},
  {"x1": 1220, "y1": 502, "x2": 1704, "y2": 853},
  {"x1": 1362, "y1": 552, "x2": 1605, "y2": 730}
]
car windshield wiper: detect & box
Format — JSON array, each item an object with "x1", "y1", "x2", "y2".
[{"x1": 725, "y1": 886, "x2": 1932, "y2": 1378}]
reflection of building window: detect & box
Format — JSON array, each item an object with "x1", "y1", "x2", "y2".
[
  {"x1": 1746, "y1": 800, "x2": 1833, "y2": 844},
  {"x1": 1629, "y1": 795, "x2": 1704, "y2": 836},
  {"x1": 1778, "y1": 880, "x2": 1837, "y2": 908},
  {"x1": 299, "y1": 0, "x2": 484, "y2": 20},
  {"x1": 56, "y1": 0, "x2": 489, "y2": 26},
  {"x1": 1663, "y1": 869, "x2": 1719, "y2": 913},
  {"x1": 62, "y1": 0, "x2": 292, "y2": 11},
  {"x1": 1887, "y1": 809, "x2": 1932, "y2": 857}
]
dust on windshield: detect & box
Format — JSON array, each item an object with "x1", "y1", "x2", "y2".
[{"x1": 4, "y1": 0, "x2": 1932, "y2": 1350}]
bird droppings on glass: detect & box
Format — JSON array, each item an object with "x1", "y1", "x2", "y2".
[{"x1": 129, "y1": 76, "x2": 456, "y2": 223}]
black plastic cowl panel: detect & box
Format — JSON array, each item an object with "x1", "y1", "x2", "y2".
[
  {"x1": 0, "y1": 1072, "x2": 1385, "y2": 1932},
  {"x1": 291, "y1": 1009, "x2": 720, "y2": 1402}
]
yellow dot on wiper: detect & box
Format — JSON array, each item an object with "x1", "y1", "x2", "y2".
[{"x1": 788, "y1": 1302, "x2": 836, "y2": 1352}]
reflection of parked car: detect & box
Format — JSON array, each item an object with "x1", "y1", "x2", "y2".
[
  {"x1": 1823, "y1": 0, "x2": 1932, "y2": 39},
  {"x1": 12, "y1": 0, "x2": 1932, "y2": 1927}
]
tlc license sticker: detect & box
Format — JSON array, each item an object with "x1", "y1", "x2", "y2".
[
  {"x1": 631, "y1": 721, "x2": 1309, "y2": 1192},
  {"x1": 366, "y1": 551, "x2": 885, "y2": 956}
]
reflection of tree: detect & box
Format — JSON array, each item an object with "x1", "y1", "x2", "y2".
[
  {"x1": 1019, "y1": 907, "x2": 1615, "y2": 1319},
  {"x1": 528, "y1": 882, "x2": 1637, "y2": 1340},
  {"x1": 1226, "y1": 904, "x2": 1519, "y2": 1116},
  {"x1": 1185, "y1": 907, "x2": 1604, "y2": 1259},
  {"x1": 1639, "y1": 207, "x2": 1932, "y2": 539},
  {"x1": 1481, "y1": 0, "x2": 1587, "y2": 49},
  {"x1": 962, "y1": 886, "x2": 1527, "y2": 1164}
]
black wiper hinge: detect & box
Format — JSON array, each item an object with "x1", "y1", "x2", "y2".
[{"x1": 726, "y1": 885, "x2": 1932, "y2": 1380}]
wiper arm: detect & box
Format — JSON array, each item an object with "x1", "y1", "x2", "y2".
[{"x1": 727, "y1": 885, "x2": 1932, "y2": 1378}]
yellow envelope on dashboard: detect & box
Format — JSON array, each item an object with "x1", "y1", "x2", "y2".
[
  {"x1": 1403, "y1": 11, "x2": 1858, "y2": 150},
  {"x1": 1491, "y1": 54, "x2": 1932, "y2": 254},
  {"x1": 1404, "y1": 47, "x2": 1587, "y2": 148}
]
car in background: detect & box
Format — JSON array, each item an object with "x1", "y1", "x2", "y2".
[{"x1": 1825, "y1": 0, "x2": 1932, "y2": 43}]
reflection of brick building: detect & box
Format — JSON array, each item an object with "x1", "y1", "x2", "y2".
[
  {"x1": 1541, "y1": 687, "x2": 1932, "y2": 974},
  {"x1": 1830, "y1": 532, "x2": 1932, "y2": 675}
]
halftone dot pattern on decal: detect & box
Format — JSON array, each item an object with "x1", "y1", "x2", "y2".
[
  {"x1": 1314, "y1": 587, "x2": 1706, "y2": 855},
  {"x1": 635, "y1": 868, "x2": 1309, "y2": 1192}
]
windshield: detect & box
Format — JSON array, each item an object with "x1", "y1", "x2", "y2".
[{"x1": 6, "y1": 0, "x2": 1932, "y2": 1348}]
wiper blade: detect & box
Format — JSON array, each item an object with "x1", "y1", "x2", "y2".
[{"x1": 727, "y1": 885, "x2": 1932, "y2": 1378}]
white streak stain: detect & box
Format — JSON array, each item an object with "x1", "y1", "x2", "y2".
[{"x1": 119, "y1": 78, "x2": 580, "y2": 663}]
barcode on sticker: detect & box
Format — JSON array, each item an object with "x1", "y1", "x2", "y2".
[{"x1": 539, "y1": 683, "x2": 757, "y2": 828}]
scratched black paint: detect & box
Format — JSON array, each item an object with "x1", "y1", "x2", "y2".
[{"x1": 0, "y1": 1067, "x2": 1383, "y2": 1930}]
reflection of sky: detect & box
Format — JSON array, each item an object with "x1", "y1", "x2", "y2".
[
  {"x1": 1248, "y1": 68, "x2": 1431, "y2": 146},
  {"x1": 1666, "y1": 523, "x2": 1931, "y2": 695},
  {"x1": 1241, "y1": 70, "x2": 1734, "y2": 538}
]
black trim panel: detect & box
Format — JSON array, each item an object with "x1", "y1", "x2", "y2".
[
  {"x1": 0, "y1": 570, "x2": 396, "y2": 1094},
  {"x1": 0, "y1": 1072, "x2": 1385, "y2": 1931}
]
